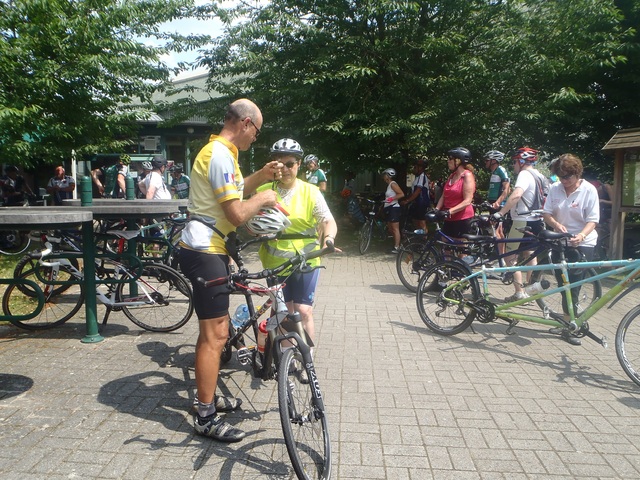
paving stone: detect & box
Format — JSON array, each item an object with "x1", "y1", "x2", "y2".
[{"x1": 1, "y1": 241, "x2": 640, "y2": 479}]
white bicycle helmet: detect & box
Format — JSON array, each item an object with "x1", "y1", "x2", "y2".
[
  {"x1": 382, "y1": 168, "x2": 396, "y2": 178},
  {"x1": 245, "y1": 206, "x2": 292, "y2": 236},
  {"x1": 304, "y1": 154, "x2": 318, "y2": 166},
  {"x1": 141, "y1": 161, "x2": 152, "y2": 171},
  {"x1": 270, "y1": 138, "x2": 304, "y2": 158},
  {"x1": 484, "y1": 150, "x2": 505, "y2": 162}
]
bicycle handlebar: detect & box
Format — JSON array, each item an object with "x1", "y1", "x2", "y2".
[{"x1": 199, "y1": 240, "x2": 336, "y2": 288}]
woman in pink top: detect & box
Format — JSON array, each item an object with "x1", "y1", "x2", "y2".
[{"x1": 435, "y1": 147, "x2": 476, "y2": 240}]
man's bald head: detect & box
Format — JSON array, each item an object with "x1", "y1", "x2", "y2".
[{"x1": 224, "y1": 99, "x2": 261, "y2": 124}]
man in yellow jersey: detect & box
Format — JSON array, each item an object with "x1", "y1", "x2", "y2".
[{"x1": 179, "y1": 99, "x2": 282, "y2": 442}]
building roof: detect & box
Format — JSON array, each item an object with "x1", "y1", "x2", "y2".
[
  {"x1": 602, "y1": 127, "x2": 640, "y2": 151},
  {"x1": 152, "y1": 72, "x2": 215, "y2": 104}
]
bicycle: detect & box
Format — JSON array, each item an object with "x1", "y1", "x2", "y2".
[
  {"x1": 414, "y1": 230, "x2": 640, "y2": 386},
  {"x1": 3, "y1": 230, "x2": 194, "y2": 332},
  {"x1": 200, "y1": 232, "x2": 335, "y2": 480},
  {"x1": 399, "y1": 211, "x2": 602, "y2": 321},
  {"x1": 358, "y1": 198, "x2": 388, "y2": 254},
  {"x1": 396, "y1": 208, "x2": 496, "y2": 292},
  {"x1": 136, "y1": 213, "x2": 187, "y2": 270}
]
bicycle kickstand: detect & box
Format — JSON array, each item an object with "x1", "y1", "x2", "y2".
[{"x1": 99, "y1": 307, "x2": 113, "y2": 333}]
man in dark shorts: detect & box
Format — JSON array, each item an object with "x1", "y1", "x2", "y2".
[
  {"x1": 401, "y1": 157, "x2": 431, "y2": 231},
  {"x1": 178, "y1": 99, "x2": 283, "y2": 442}
]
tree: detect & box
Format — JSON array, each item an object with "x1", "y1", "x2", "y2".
[
  {"x1": 199, "y1": 0, "x2": 635, "y2": 174},
  {"x1": 0, "y1": 0, "x2": 211, "y2": 166}
]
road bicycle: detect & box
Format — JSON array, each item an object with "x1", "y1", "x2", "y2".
[
  {"x1": 200, "y1": 232, "x2": 335, "y2": 480},
  {"x1": 358, "y1": 198, "x2": 389, "y2": 254},
  {"x1": 414, "y1": 230, "x2": 640, "y2": 386},
  {"x1": 3, "y1": 230, "x2": 193, "y2": 332}
]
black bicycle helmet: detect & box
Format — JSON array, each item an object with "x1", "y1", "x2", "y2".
[
  {"x1": 151, "y1": 155, "x2": 167, "y2": 169},
  {"x1": 170, "y1": 163, "x2": 184, "y2": 173},
  {"x1": 447, "y1": 147, "x2": 472, "y2": 163},
  {"x1": 270, "y1": 138, "x2": 304, "y2": 159}
]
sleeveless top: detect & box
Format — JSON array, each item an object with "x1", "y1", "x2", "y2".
[{"x1": 443, "y1": 170, "x2": 474, "y2": 221}]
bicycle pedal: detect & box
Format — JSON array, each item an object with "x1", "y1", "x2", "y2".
[{"x1": 237, "y1": 347, "x2": 254, "y2": 365}]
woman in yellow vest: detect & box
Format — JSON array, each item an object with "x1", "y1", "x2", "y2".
[{"x1": 255, "y1": 138, "x2": 338, "y2": 381}]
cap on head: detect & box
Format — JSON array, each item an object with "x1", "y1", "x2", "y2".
[{"x1": 270, "y1": 138, "x2": 304, "y2": 159}]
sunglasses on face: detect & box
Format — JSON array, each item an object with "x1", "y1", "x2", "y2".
[
  {"x1": 559, "y1": 174, "x2": 574, "y2": 180},
  {"x1": 283, "y1": 161, "x2": 298, "y2": 169}
]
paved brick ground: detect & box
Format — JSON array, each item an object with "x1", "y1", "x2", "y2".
[{"x1": 2, "y1": 235, "x2": 640, "y2": 479}]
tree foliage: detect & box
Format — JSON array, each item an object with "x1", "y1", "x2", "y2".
[
  {"x1": 0, "y1": 0, "x2": 211, "y2": 166},
  {"x1": 199, "y1": 0, "x2": 637, "y2": 174}
]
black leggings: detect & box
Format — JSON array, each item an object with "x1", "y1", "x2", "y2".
[{"x1": 552, "y1": 246, "x2": 594, "y2": 316}]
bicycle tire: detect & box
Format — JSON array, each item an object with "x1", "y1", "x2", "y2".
[
  {"x1": 3, "y1": 268, "x2": 84, "y2": 330},
  {"x1": 616, "y1": 305, "x2": 640, "y2": 387},
  {"x1": 278, "y1": 347, "x2": 331, "y2": 480},
  {"x1": 0, "y1": 230, "x2": 31, "y2": 256},
  {"x1": 416, "y1": 260, "x2": 479, "y2": 335},
  {"x1": 396, "y1": 242, "x2": 439, "y2": 292},
  {"x1": 13, "y1": 254, "x2": 80, "y2": 297},
  {"x1": 117, "y1": 263, "x2": 194, "y2": 332},
  {"x1": 358, "y1": 220, "x2": 373, "y2": 254},
  {"x1": 531, "y1": 265, "x2": 602, "y2": 320},
  {"x1": 593, "y1": 233, "x2": 610, "y2": 262}
]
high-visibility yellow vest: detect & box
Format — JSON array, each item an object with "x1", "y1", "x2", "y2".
[{"x1": 256, "y1": 180, "x2": 321, "y2": 270}]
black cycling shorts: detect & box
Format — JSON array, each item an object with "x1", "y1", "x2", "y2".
[
  {"x1": 384, "y1": 205, "x2": 402, "y2": 223},
  {"x1": 442, "y1": 218, "x2": 474, "y2": 239},
  {"x1": 179, "y1": 248, "x2": 230, "y2": 319}
]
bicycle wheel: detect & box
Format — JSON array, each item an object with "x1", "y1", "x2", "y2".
[
  {"x1": 616, "y1": 305, "x2": 640, "y2": 387},
  {"x1": 531, "y1": 266, "x2": 602, "y2": 320},
  {"x1": 0, "y1": 230, "x2": 31, "y2": 255},
  {"x1": 396, "y1": 242, "x2": 439, "y2": 292},
  {"x1": 278, "y1": 347, "x2": 331, "y2": 480},
  {"x1": 3, "y1": 268, "x2": 84, "y2": 330},
  {"x1": 416, "y1": 260, "x2": 479, "y2": 335},
  {"x1": 117, "y1": 263, "x2": 194, "y2": 332},
  {"x1": 358, "y1": 220, "x2": 373, "y2": 254},
  {"x1": 13, "y1": 254, "x2": 80, "y2": 297}
]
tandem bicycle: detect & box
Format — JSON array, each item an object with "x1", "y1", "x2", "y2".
[{"x1": 415, "y1": 230, "x2": 640, "y2": 386}]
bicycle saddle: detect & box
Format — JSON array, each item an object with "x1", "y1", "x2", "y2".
[{"x1": 537, "y1": 230, "x2": 572, "y2": 241}]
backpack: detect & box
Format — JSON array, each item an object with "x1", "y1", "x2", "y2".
[{"x1": 521, "y1": 169, "x2": 550, "y2": 212}]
